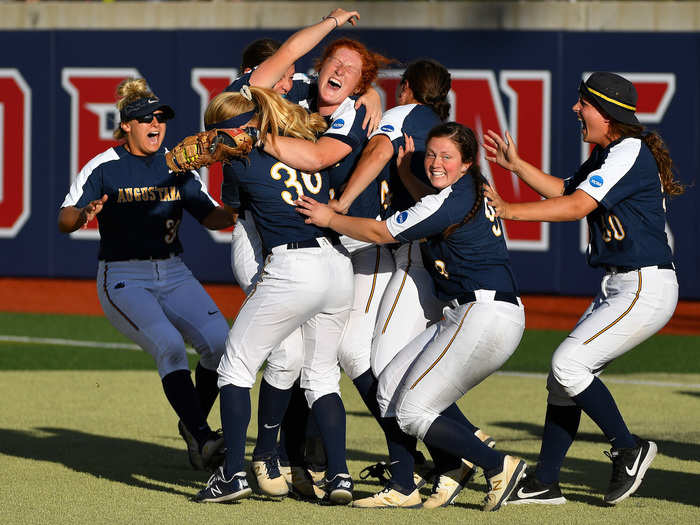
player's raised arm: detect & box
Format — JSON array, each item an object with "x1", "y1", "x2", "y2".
[
  {"x1": 249, "y1": 8, "x2": 360, "y2": 88},
  {"x1": 335, "y1": 134, "x2": 394, "y2": 214}
]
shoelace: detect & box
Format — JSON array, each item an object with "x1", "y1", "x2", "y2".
[
  {"x1": 604, "y1": 449, "x2": 626, "y2": 482},
  {"x1": 359, "y1": 462, "x2": 393, "y2": 484},
  {"x1": 262, "y1": 456, "x2": 281, "y2": 478}
]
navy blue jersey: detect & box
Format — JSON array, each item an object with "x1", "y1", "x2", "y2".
[
  {"x1": 61, "y1": 145, "x2": 218, "y2": 262},
  {"x1": 564, "y1": 137, "x2": 673, "y2": 269},
  {"x1": 225, "y1": 70, "x2": 310, "y2": 106},
  {"x1": 370, "y1": 104, "x2": 442, "y2": 218},
  {"x1": 323, "y1": 97, "x2": 379, "y2": 219},
  {"x1": 222, "y1": 148, "x2": 331, "y2": 252},
  {"x1": 386, "y1": 174, "x2": 517, "y2": 301}
]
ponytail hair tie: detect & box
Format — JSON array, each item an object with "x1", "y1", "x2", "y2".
[{"x1": 240, "y1": 84, "x2": 253, "y2": 101}]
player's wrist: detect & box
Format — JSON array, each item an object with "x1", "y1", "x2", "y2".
[{"x1": 322, "y1": 15, "x2": 339, "y2": 29}]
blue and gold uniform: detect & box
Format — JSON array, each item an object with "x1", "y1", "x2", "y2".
[
  {"x1": 223, "y1": 149, "x2": 331, "y2": 253},
  {"x1": 370, "y1": 104, "x2": 442, "y2": 217},
  {"x1": 65, "y1": 145, "x2": 217, "y2": 261},
  {"x1": 565, "y1": 137, "x2": 673, "y2": 269}
]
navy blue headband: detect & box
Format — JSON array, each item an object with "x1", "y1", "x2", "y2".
[
  {"x1": 120, "y1": 96, "x2": 175, "y2": 121},
  {"x1": 204, "y1": 110, "x2": 256, "y2": 131}
]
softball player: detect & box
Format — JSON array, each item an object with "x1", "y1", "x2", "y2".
[
  {"x1": 58, "y1": 78, "x2": 235, "y2": 472},
  {"x1": 193, "y1": 87, "x2": 355, "y2": 505},
  {"x1": 336, "y1": 60, "x2": 496, "y2": 506},
  {"x1": 483, "y1": 72, "x2": 682, "y2": 506},
  {"x1": 297, "y1": 122, "x2": 527, "y2": 511}
]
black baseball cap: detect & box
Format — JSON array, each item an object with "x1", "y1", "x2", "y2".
[
  {"x1": 120, "y1": 96, "x2": 175, "y2": 122},
  {"x1": 579, "y1": 72, "x2": 639, "y2": 125}
]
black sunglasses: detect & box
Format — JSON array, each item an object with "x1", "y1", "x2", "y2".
[{"x1": 135, "y1": 112, "x2": 169, "y2": 124}]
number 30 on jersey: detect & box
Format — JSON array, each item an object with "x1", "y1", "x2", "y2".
[{"x1": 270, "y1": 162, "x2": 323, "y2": 206}]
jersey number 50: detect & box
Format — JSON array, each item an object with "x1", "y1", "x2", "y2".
[{"x1": 270, "y1": 162, "x2": 323, "y2": 206}]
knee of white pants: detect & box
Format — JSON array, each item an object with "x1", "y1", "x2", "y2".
[
  {"x1": 546, "y1": 370, "x2": 578, "y2": 407},
  {"x1": 376, "y1": 372, "x2": 395, "y2": 418},
  {"x1": 395, "y1": 396, "x2": 437, "y2": 440},
  {"x1": 339, "y1": 345, "x2": 370, "y2": 381},
  {"x1": 550, "y1": 348, "x2": 594, "y2": 398},
  {"x1": 263, "y1": 363, "x2": 302, "y2": 390},
  {"x1": 304, "y1": 384, "x2": 341, "y2": 408},
  {"x1": 217, "y1": 338, "x2": 258, "y2": 389}
]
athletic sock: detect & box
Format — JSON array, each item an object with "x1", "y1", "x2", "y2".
[
  {"x1": 534, "y1": 404, "x2": 581, "y2": 485},
  {"x1": 441, "y1": 403, "x2": 478, "y2": 434},
  {"x1": 194, "y1": 362, "x2": 219, "y2": 418},
  {"x1": 573, "y1": 377, "x2": 636, "y2": 449},
  {"x1": 253, "y1": 379, "x2": 292, "y2": 459},
  {"x1": 352, "y1": 368, "x2": 416, "y2": 490},
  {"x1": 423, "y1": 415, "x2": 503, "y2": 472},
  {"x1": 310, "y1": 393, "x2": 348, "y2": 478},
  {"x1": 378, "y1": 416, "x2": 417, "y2": 491},
  {"x1": 304, "y1": 415, "x2": 327, "y2": 472},
  {"x1": 161, "y1": 369, "x2": 210, "y2": 445},
  {"x1": 352, "y1": 369, "x2": 383, "y2": 421},
  {"x1": 219, "y1": 384, "x2": 250, "y2": 478},
  {"x1": 281, "y1": 381, "x2": 310, "y2": 467},
  {"x1": 426, "y1": 443, "x2": 462, "y2": 474}
]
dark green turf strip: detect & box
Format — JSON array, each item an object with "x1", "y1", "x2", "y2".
[{"x1": 1, "y1": 311, "x2": 698, "y2": 373}]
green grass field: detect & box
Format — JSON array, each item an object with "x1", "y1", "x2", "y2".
[{"x1": 1, "y1": 312, "x2": 699, "y2": 524}]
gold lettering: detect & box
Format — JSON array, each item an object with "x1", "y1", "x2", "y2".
[
  {"x1": 133, "y1": 188, "x2": 141, "y2": 201},
  {"x1": 148, "y1": 187, "x2": 156, "y2": 201},
  {"x1": 124, "y1": 188, "x2": 133, "y2": 202},
  {"x1": 117, "y1": 189, "x2": 126, "y2": 203},
  {"x1": 173, "y1": 188, "x2": 181, "y2": 201},
  {"x1": 157, "y1": 187, "x2": 168, "y2": 201}
]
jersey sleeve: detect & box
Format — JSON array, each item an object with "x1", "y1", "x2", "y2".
[
  {"x1": 221, "y1": 161, "x2": 243, "y2": 208},
  {"x1": 575, "y1": 138, "x2": 642, "y2": 208},
  {"x1": 322, "y1": 99, "x2": 367, "y2": 149},
  {"x1": 225, "y1": 71, "x2": 252, "y2": 93},
  {"x1": 181, "y1": 171, "x2": 219, "y2": 222},
  {"x1": 369, "y1": 104, "x2": 416, "y2": 154},
  {"x1": 286, "y1": 72, "x2": 313, "y2": 106},
  {"x1": 385, "y1": 187, "x2": 456, "y2": 242},
  {"x1": 62, "y1": 148, "x2": 119, "y2": 208}
]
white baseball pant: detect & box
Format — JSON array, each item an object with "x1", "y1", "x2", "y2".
[
  {"x1": 547, "y1": 266, "x2": 678, "y2": 405},
  {"x1": 218, "y1": 238, "x2": 354, "y2": 407},
  {"x1": 371, "y1": 242, "x2": 444, "y2": 377},
  {"x1": 377, "y1": 291, "x2": 525, "y2": 440},
  {"x1": 231, "y1": 209, "x2": 304, "y2": 390},
  {"x1": 337, "y1": 244, "x2": 395, "y2": 380}
]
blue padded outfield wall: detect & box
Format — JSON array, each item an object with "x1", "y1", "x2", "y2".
[{"x1": 0, "y1": 29, "x2": 698, "y2": 298}]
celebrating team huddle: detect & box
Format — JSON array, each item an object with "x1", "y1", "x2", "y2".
[{"x1": 58, "y1": 7, "x2": 682, "y2": 512}]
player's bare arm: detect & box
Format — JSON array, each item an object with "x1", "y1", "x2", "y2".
[
  {"x1": 263, "y1": 135, "x2": 352, "y2": 173},
  {"x1": 58, "y1": 194, "x2": 108, "y2": 233},
  {"x1": 249, "y1": 8, "x2": 360, "y2": 88},
  {"x1": 484, "y1": 184, "x2": 597, "y2": 222},
  {"x1": 296, "y1": 194, "x2": 394, "y2": 244},
  {"x1": 336, "y1": 134, "x2": 394, "y2": 214},
  {"x1": 397, "y1": 133, "x2": 436, "y2": 201},
  {"x1": 355, "y1": 87, "x2": 383, "y2": 135},
  {"x1": 201, "y1": 205, "x2": 238, "y2": 230},
  {"x1": 484, "y1": 129, "x2": 565, "y2": 198}
]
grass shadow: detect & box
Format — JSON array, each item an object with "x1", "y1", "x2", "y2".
[{"x1": 0, "y1": 426, "x2": 210, "y2": 497}]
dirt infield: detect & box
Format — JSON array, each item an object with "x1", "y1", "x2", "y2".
[{"x1": 1, "y1": 277, "x2": 698, "y2": 335}]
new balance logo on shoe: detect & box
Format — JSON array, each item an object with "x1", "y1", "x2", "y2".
[
  {"x1": 211, "y1": 486, "x2": 222, "y2": 497},
  {"x1": 338, "y1": 480, "x2": 352, "y2": 489}
]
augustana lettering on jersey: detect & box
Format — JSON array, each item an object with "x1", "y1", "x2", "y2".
[{"x1": 116, "y1": 186, "x2": 181, "y2": 203}]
